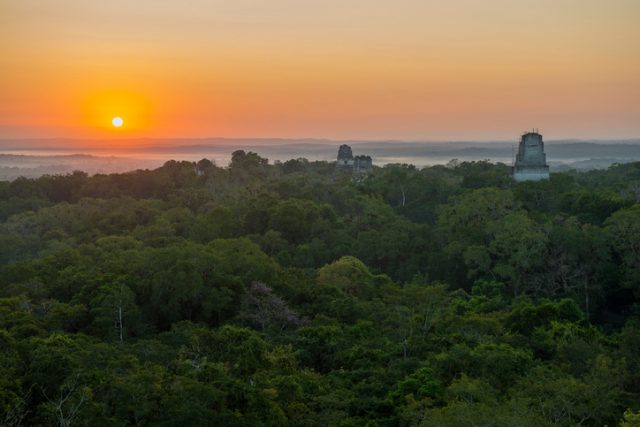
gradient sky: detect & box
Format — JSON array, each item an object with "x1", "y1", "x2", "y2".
[{"x1": 1, "y1": 0, "x2": 639, "y2": 141}]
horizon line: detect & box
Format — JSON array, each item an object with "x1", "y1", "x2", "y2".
[{"x1": 1, "y1": 136, "x2": 640, "y2": 144}]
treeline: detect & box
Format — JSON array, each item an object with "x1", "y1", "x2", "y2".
[{"x1": 1, "y1": 151, "x2": 639, "y2": 426}]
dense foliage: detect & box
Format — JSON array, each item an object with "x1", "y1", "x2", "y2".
[{"x1": 1, "y1": 152, "x2": 640, "y2": 426}]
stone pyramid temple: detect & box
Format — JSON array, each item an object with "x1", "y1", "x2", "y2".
[{"x1": 512, "y1": 131, "x2": 550, "y2": 181}]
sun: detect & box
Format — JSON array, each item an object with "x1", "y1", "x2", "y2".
[{"x1": 111, "y1": 117, "x2": 124, "y2": 128}]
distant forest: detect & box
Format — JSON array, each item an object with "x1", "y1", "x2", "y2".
[
  {"x1": 2, "y1": 138, "x2": 640, "y2": 180},
  {"x1": 1, "y1": 151, "x2": 640, "y2": 426}
]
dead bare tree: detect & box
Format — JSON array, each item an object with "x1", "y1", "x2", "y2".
[
  {"x1": 40, "y1": 375, "x2": 87, "y2": 427},
  {"x1": 1, "y1": 388, "x2": 31, "y2": 427}
]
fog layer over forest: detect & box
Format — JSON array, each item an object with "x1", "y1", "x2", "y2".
[{"x1": 2, "y1": 138, "x2": 640, "y2": 180}]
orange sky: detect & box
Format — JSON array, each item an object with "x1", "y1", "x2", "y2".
[{"x1": 1, "y1": 0, "x2": 639, "y2": 141}]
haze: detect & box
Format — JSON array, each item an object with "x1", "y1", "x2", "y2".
[{"x1": 1, "y1": 0, "x2": 639, "y2": 142}]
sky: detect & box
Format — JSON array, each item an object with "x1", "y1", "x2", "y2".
[{"x1": 1, "y1": 0, "x2": 639, "y2": 142}]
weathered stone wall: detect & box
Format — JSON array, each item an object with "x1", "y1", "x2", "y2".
[
  {"x1": 513, "y1": 167, "x2": 550, "y2": 182},
  {"x1": 516, "y1": 133, "x2": 547, "y2": 166}
]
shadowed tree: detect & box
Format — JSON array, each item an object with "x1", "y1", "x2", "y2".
[{"x1": 239, "y1": 282, "x2": 305, "y2": 331}]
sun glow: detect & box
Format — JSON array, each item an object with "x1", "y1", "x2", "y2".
[{"x1": 80, "y1": 89, "x2": 152, "y2": 135}]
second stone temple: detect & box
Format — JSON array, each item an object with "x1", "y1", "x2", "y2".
[
  {"x1": 336, "y1": 144, "x2": 373, "y2": 174},
  {"x1": 512, "y1": 131, "x2": 550, "y2": 181}
]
